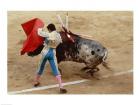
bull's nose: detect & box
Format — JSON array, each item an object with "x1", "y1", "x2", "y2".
[{"x1": 91, "y1": 50, "x2": 95, "y2": 55}]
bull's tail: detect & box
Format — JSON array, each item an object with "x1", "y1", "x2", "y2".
[
  {"x1": 102, "y1": 49, "x2": 108, "y2": 62},
  {"x1": 102, "y1": 50, "x2": 112, "y2": 70}
]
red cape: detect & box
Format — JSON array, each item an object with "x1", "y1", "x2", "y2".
[{"x1": 20, "y1": 18, "x2": 45, "y2": 55}]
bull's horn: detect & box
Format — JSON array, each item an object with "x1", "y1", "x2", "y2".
[
  {"x1": 57, "y1": 14, "x2": 65, "y2": 27},
  {"x1": 47, "y1": 19, "x2": 51, "y2": 24},
  {"x1": 66, "y1": 12, "x2": 69, "y2": 30}
]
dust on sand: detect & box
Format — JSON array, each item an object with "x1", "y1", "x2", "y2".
[{"x1": 8, "y1": 11, "x2": 133, "y2": 94}]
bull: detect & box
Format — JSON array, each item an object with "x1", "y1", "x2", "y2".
[{"x1": 58, "y1": 29, "x2": 108, "y2": 76}]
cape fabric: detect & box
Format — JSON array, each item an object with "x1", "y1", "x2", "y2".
[{"x1": 20, "y1": 18, "x2": 45, "y2": 55}]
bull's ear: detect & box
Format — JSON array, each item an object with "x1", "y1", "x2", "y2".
[
  {"x1": 62, "y1": 26, "x2": 67, "y2": 33},
  {"x1": 68, "y1": 30, "x2": 72, "y2": 34},
  {"x1": 27, "y1": 45, "x2": 44, "y2": 57}
]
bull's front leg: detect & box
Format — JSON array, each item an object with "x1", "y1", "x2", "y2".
[
  {"x1": 58, "y1": 67, "x2": 62, "y2": 75},
  {"x1": 57, "y1": 59, "x2": 63, "y2": 75}
]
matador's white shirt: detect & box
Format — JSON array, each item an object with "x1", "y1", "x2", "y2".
[{"x1": 38, "y1": 28, "x2": 62, "y2": 54}]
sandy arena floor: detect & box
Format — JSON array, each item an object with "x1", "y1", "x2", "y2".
[{"x1": 8, "y1": 11, "x2": 133, "y2": 94}]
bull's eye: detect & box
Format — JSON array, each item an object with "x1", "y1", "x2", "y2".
[
  {"x1": 82, "y1": 55, "x2": 84, "y2": 58},
  {"x1": 91, "y1": 50, "x2": 95, "y2": 55},
  {"x1": 97, "y1": 49, "x2": 100, "y2": 52},
  {"x1": 87, "y1": 55, "x2": 89, "y2": 57}
]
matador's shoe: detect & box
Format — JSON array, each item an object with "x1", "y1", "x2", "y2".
[{"x1": 60, "y1": 88, "x2": 67, "y2": 94}]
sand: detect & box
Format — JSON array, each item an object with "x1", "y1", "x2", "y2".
[{"x1": 8, "y1": 11, "x2": 133, "y2": 94}]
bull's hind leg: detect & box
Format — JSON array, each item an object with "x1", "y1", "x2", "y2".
[
  {"x1": 80, "y1": 66, "x2": 100, "y2": 79},
  {"x1": 85, "y1": 67, "x2": 99, "y2": 76},
  {"x1": 81, "y1": 66, "x2": 99, "y2": 75},
  {"x1": 86, "y1": 67, "x2": 100, "y2": 80},
  {"x1": 81, "y1": 66, "x2": 91, "y2": 71}
]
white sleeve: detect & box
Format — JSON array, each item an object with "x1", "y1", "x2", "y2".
[
  {"x1": 37, "y1": 28, "x2": 50, "y2": 38},
  {"x1": 58, "y1": 33, "x2": 62, "y2": 43}
]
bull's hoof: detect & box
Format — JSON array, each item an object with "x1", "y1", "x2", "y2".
[
  {"x1": 81, "y1": 67, "x2": 90, "y2": 71},
  {"x1": 85, "y1": 68, "x2": 99, "y2": 75},
  {"x1": 92, "y1": 74, "x2": 101, "y2": 80},
  {"x1": 80, "y1": 69, "x2": 94, "y2": 79},
  {"x1": 80, "y1": 73, "x2": 92, "y2": 79}
]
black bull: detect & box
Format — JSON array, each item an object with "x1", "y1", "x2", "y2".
[{"x1": 28, "y1": 30, "x2": 108, "y2": 76}]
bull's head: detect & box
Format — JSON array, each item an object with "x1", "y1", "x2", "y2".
[{"x1": 59, "y1": 27, "x2": 75, "y2": 43}]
